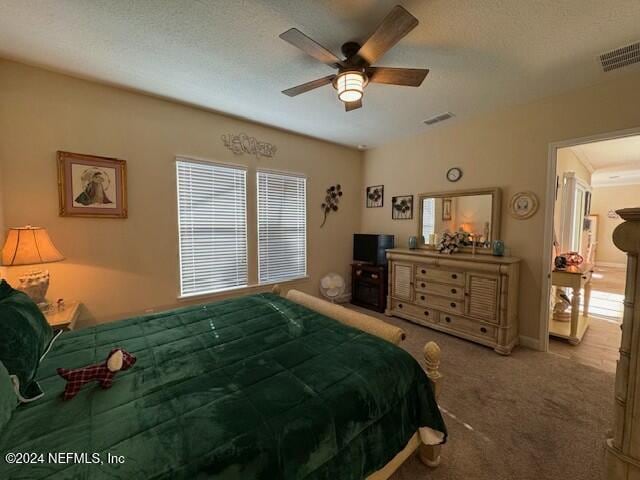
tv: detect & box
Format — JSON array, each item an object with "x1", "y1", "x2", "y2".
[{"x1": 353, "y1": 234, "x2": 395, "y2": 266}]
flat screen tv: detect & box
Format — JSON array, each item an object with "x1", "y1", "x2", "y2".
[{"x1": 353, "y1": 234, "x2": 395, "y2": 266}]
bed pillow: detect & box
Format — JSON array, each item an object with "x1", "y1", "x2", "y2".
[
  {"x1": 0, "y1": 360, "x2": 17, "y2": 429},
  {"x1": 0, "y1": 280, "x2": 57, "y2": 402}
]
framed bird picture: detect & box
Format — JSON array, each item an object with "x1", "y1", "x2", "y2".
[{"x1": 57, "y1": 151, "x2": 128, "y2": 218}]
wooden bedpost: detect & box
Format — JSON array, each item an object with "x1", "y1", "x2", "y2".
[
  {"x1": 605, "y1": 208, "x2": 640, "y2": 479},
  {"x1": 418, "y1": 341, "x2": 443, "y2": 468},
  {"x1": 271, "y1": 284, "x2": 281, "y2": 296}
]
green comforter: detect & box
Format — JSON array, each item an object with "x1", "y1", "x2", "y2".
[{"x1": 0, "y1": 293, "x2": 446, "y2": 479}]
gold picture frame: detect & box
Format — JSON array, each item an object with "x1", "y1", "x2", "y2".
[{"x1": 57, "y1": 151, "x2": 128, "y2": 218}]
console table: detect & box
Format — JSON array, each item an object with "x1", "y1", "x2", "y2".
[{"x1": 550, "y1": 264, "x2": 593, "y2": 345}]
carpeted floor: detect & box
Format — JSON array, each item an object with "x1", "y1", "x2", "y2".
[{"x1": 348, "y1": 306, "x2": 616, "y2": 480}]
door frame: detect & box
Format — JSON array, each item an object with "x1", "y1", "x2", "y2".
[{"x1": 538, "y1": 126, "x2": 640, "y2": 352}]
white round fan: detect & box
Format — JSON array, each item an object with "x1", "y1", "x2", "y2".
[{"x1": 320, "y1": 273, "x2": 345, "y2": 303}]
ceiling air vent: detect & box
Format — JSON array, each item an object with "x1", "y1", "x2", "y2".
[
  {"x1": 423, "y1": 112, "x2": 454, "y2": 126},
  {"x1": 599, "y1": 41, "x2": 640, "y2": 72}
]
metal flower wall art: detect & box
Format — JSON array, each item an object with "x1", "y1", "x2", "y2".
[
  {"x1": 321, "y1": 184, "x2": 342, "y2": 228},
  {"x1": 221, "y1": 133, "x2": 277, "y2": 158}
]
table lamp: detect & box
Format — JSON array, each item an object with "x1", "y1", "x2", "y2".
[{"x1": 1, "y1": 226, "x2": 65, "y2": 307}]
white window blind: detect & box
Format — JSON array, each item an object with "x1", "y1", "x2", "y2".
[
  {"x1": 257, "y1": 170, "x2": 307, "y2": 284},
  {"x1": 176, "y1": 159, "x2": 247, "y2": 296}
]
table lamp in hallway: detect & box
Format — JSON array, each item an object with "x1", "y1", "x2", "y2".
[{"x1": 1, "y1": 226, "x2": 65, "y2": 307}]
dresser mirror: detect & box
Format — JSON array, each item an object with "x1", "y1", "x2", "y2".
[{"x1": 418, "y1": 188, "x2": 501, "y2": 252}]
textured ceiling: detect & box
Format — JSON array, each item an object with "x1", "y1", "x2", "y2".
[
  {"x1": 1, "y1": 0, "x2": 639, "y2": 148},
  {"x1": 571, "y1": 135, "x2": 640, "y2": 187}
]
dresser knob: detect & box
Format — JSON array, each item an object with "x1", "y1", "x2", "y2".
[
  {"x1": 450, "y1": 302, "x2": 456, "y2": 308},
  {"x1": 421, "y1": 269, "x2": 426, "y2": 274},
  {"x1": 356, "y1": 270, "x2": 362, "y2": 276},
  {"x1": 445, "y1": 317, "x2": 451, "y2": 323},
  {"x1": 452, "y1": 274, "x2": 458, "y2": 279},
  {"x1": 480, "y1": 327, "x2": 487, "y2": 333},
  {"x1": 421, "y1": 283, "x2": 426, "y2": 288},
  {"x1": 371, "y1": 274, "x2": 378, "y2": 279},
  {"x1": 420, "y1": 295, "x2": 425, "y2": 301},
  {"x1": 451, "y1": 288, "x2": 457, "y2": 294},
  {"x1": 398, "y1": 303, "x2": 403, "y2": 309},
  {"x1": 424, "y1": 311, "x2": 429, "y2": 316}
]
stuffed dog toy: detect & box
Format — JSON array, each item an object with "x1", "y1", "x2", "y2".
[{"x1": 57, "y1": 348, "x2": 136, "y2": 400}]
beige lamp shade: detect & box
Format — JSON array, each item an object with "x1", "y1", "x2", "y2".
[{"x1": 1, "y1": 226, "x2": 65, "y2": 266}]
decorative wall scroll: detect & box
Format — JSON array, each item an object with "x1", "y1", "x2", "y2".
[{"x1": 221, "y1": 133, "x2": 277, "y2": 158}]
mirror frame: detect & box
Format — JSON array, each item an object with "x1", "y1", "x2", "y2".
[{"x1": 417, "y1": 187, "x2": 502, "y2": 253}]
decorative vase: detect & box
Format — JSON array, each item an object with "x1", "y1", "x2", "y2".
[
  {"x1": 492, "y1": 240, "x2": 505, "y2": 257},
  {"x1": 408, "y1": 236, "x2": 417, "y2": 249}
]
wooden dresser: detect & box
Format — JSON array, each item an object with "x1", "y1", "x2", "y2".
[{"x1": 386, "y1": 248, "x2": 520, "y2": 354}]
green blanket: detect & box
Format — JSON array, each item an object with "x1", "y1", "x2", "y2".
[{"x1": 0, "y1": 293, "x2": 446, "y2": 479}]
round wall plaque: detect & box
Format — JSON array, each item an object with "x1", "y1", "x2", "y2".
[{"x1": 509, "y1": 191, "x2": 539, "y2": 219}]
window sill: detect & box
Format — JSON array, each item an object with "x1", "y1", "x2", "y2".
[{"x1": 177, "y1": 276, "x2": 310, "y2": 302}]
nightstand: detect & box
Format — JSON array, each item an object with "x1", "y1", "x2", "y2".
[{"x1": 44, "y1": 301, "x2": 81, "y2": 331}]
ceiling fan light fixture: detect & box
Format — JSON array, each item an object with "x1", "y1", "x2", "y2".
[{"x1": 335, "y1": 72, "x2": 365, "y2": 103}]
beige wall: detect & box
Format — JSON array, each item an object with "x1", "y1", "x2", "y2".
[
  {"x1": 592, "y1": 184, "x2": 640, "y2": 265},
  {"x1": 361, "y1": 70, "x2": 640, "y2": 343},
  {"x1": 0, "y1": 60, "x2": 362, "y2": 327}
]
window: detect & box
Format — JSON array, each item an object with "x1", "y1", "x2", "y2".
[
  {"x1": 176, "y1": 159, "x2": 247, "y2": 296},
  {"x1": 422, "y1": 197, "x2": 436, "y2": 240},
  {"x1": 257, "y1": 170, "x2": 307, "y2": 283}
]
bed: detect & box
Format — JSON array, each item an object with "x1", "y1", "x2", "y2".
[{"x1": 0, "y1": 286, "x2": 446, "y2": 479}]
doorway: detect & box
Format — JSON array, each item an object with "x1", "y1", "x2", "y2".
[{"x1": 540, "y1": 128, "x2": 640, "y2": 371}]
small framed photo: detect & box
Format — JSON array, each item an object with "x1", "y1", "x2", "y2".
[
  {"x1": 392, "y1": 195, "x2": 413, "y2": 220},
  {"x1": 442, "y1": 198, "x2": 452, "y2": 221},
  {"x1": 57, "y1": 151, "x2": 127, "y2": 218},
  {"x1": 366, "y1": 185, "x2": 384, "y2": 208}
]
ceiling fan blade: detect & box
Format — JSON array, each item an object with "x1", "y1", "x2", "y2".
[
  {"x1": 280, "y1": 28, "x2": 343, "y2": 68},
  {"x1": 345, "y1": 98, "x2": 362, "y2": 112},
  {"x1": 282, "y1": 74, "x2": 336, "y2": 97},
  {"x1": 366, "y1": 67, "x2": 429, "y2": 86},
  {"x1": 355, "y1": 5, "x2": 419, "y2": 65}
]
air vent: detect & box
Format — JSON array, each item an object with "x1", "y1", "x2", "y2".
[
  {"x1": 599, "y1": 42, "x2": 640, "y2": 72},
  {"x1": 423, "y1": 112, "x2": 454, "y2": 126}
]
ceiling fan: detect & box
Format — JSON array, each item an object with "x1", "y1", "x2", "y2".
[{"x1": 279, "y1": 5, "x2": 428, "y2": 112}]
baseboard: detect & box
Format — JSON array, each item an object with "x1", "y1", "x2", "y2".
[
  {"x1": 596, "y1": 262, "x2": 626, "y2": 268},
  {"x1": 519, "y1": 335, "x2": 542, "y2": 351}
]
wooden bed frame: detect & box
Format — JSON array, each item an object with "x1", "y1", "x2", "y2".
[{"x1": 272, "y1": 286, "x2": 443, "y2": 479}]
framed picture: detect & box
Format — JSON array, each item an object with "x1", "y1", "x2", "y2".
[
  {"x1": 442, "y1": 198, "x2": 452, "y2": 221},
  {"x1": 366, "y1": 185, "x2": 384, "y2": 208},
  {"x1": 57, "y1": 151, "x2": 127, "y2": 218},
  {"x1": 392, "y1": 195, "x2": 413, "y2": 220}
]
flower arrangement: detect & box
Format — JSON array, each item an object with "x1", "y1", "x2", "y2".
[{"x1": 437, "y1": 231, "x2": 469, "y2": 254}]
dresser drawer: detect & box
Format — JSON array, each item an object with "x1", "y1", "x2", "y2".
[
  {"x1": 391, "y1": 299, "x2": 437, "y2": 325},
  {"x1": 423, "y1": 268, "x2": 465, "y2": 286},
  {"x1": 415, "y1": 265, "x2": 430, "y2": 279},
  {"x1": 440, "y1": 313, "x2": 497, "y2": 340},
  {"x1": 422, "y1": 295, "x2": 464, "y2": 315},
  {"x1": 415, "y1": 281, "x2": 464, "y2": 300}
]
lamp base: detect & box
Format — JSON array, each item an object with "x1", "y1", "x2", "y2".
[{"x1": 17, "y1": 269, "x2": 50, "y2": 305}]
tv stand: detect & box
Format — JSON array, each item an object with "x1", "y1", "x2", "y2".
[{"x1": 351, "y1": 263, "x2": 388, "y2": 313}]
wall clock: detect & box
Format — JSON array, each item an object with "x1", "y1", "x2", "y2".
[{"x1": 446, "y1": 167, "x2": 462, "y2": 182}]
